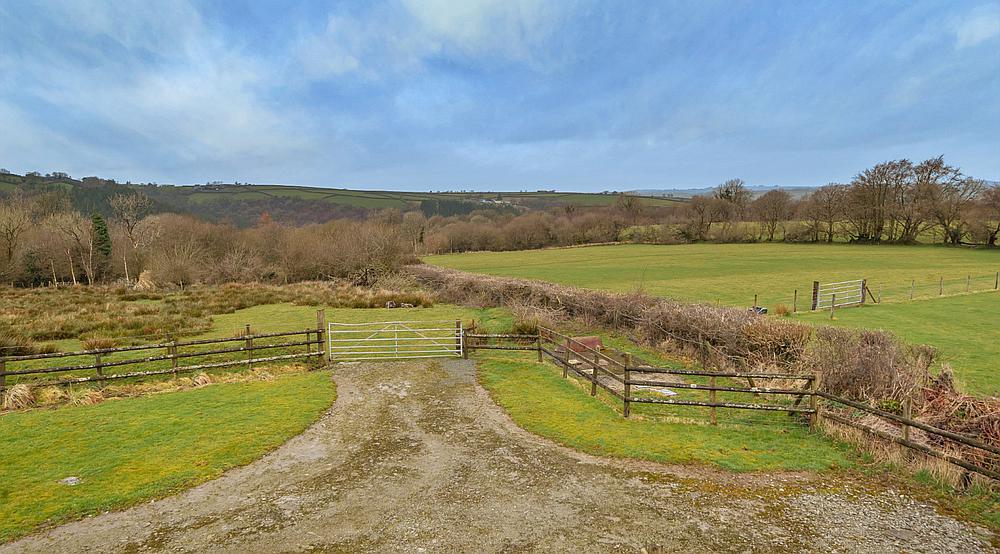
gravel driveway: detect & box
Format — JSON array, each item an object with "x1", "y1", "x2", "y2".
[{"x1": 4, "y1": 359, "x2": 994, "y2": 553}]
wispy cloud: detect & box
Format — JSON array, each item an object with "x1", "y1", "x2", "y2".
[
  {"x1": 1, "y1": 1, "x2": 997, "y2": 188},
  {"x1": 952, "y1": 4, "x2": 1000, "y2": 48}
]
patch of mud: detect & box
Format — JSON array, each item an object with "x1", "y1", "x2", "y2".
[{"x1": 3, "y1": 360, "x2": 994, "y2": 553}]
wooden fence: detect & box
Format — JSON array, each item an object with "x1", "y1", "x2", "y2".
[
  {"x1": 464, "y1": 327, "x2": 999, "y2": 482},
  {"x1": 0, "y1": 322, "x2": 327, "y2": 390}
]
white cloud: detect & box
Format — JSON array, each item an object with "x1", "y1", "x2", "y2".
[
  {"x1": 953, "y1": 5, "x2": 1000, "y2": 48},
  {"x1": 293, "y1": 0, "x2": 577, "y2": 81},
  {"x1": 400, "y1": 0, "x2": 567, "y2": 60},
  {"x1": 0, "y1": 1, "x2": 316, "y2": 180}
]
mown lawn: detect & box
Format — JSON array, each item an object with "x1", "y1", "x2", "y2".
[
  {"x1": 797, "y1": 294, "x2": 999, "y2": 396},
  {"x1": 426, "y1": 243, "x2": 997, "y2": 308},
  {"x1": 476, "y1": 354, "x2": 854, "y2": 472},
  {"x1": 0, "y1": 371, "x2": 335, "y2": 543}
]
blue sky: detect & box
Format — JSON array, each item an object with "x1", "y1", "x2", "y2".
[{"x1": 1, "y1": 1, "x2": 998, "y2": 190}]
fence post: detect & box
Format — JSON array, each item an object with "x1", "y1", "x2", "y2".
[
  {"x1": 753, "y1": 293, "x2": 758, "y2": 308},
  {"x1": 0, "y1": 359, "x2": 6, "y2": 392},
  {"x1": 860, "y1": 279, "x2": 867, "y2": 305},
  {"x1": 901, "y1": 395, "x2": 911, "y2": 443},
  {"x1": 590, "y1": 351, "x2": 599, "y2": 396},
  {"x1": 939, "y1": 276, "x2": 943, "y2": 296},
  {"x1": 316, "y1": 309, "x2": 327, "y2": 363},
  {"x1": 966, "y1": 274, "x2": 971, "y2": 293},
  {"x1": 995, "y1": 271, "x2": 999, "y2": 290},
  {"x1": 910, "y1": 279, "x2": 915, "y2": 300},
  {"x1": 811, "y1": 281, "x2": 819, "y2": 310},
  {"x1": 877, "y1": 284, "x2": 882, "y2": 304},
  {"x1": 536, "y1": 335, "x2": 542, "y2": 362},
  {"x1": 623, "y1": 353, "x2": 631, "y2": 418},
  {"x1": 809, "y1": 373, "x2": 819, "y2": 429},
  {"x1": 829, "y1": 293, "x2": 836, "y2": 319},
  {"x1": 245, "y1": 324, "x2": 253, "y2": 371},
  {"x1": 793, "y1": 289, "x2": 797, "y2": 313},
  {"x1": 169, "y1": 334, "x2": 178, "y2": 379},
  {"x1": 709, "y1": 375, "x2": 717, "y2": 426},
  {"x1": 562, "y1": 338, "x2": 570, "y2": 378},
  {"x1": 95, "y1": 352, "x2": 103, "y2": 378}
]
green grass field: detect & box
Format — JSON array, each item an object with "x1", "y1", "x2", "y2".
[
  {"x1": 426, "y1": 243, "x2": 997, "y2": 308},
  {"x1": 0, "y1": 370, "x2": 335, "y2": 542},
  {"x1": 427, "y1": 243, "x2": 999, "y2": 395},
  {"x1": 797, "y1": 295, "x2": 998, "y2": 395}
]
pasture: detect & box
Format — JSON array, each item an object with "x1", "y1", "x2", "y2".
[{"x1": 426, "y1": 243, "x2": 999, "y2": 395}]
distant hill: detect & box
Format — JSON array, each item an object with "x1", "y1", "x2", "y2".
[
  {"x1": 630, "y1": 185, "x2": 819, "y2": 199},
  {"x1": 0, "y1": 172, "x2": 685, "y2": 227}
]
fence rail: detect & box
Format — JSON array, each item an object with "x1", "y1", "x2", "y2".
[
  {"x1": 462, "y1": 326, "x2": 998, "y2": 482},
  {"x1": 0, "y1": 325, "x2": 326, "y2": 390}
]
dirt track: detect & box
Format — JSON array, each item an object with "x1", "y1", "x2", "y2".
[{"x1": 4, "y1": 360, "x2": 994, "y2": 553}]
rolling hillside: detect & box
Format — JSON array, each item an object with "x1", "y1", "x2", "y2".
[{"x1": 0, "y1": 172, "x2": 685, "y2": 226}]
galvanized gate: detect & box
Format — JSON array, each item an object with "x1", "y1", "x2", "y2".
[
  {"x1": 811, "y1": 279, "x2": 866, "y2": 310},
  {"x1": 328, "y1": 320, "x2": 463, "y2": 362}
]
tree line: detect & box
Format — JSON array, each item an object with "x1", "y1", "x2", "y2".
[
  {"x1": 0, "y1": 156, "x2": 995, "y2": 288},
  {"x1": 681, "y1": 157, "x2": 998, "y2": 246}
]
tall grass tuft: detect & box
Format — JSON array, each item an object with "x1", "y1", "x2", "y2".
[{"x1": 1, "y1": 384, "x2": 34, "y2": 411}]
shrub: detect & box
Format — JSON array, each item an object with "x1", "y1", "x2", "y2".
[
  {"x1": 81, "y1": 336, "x2": 118, "y2": 351},
  {"x1": 772, "y1": 304, "x2": 791, "y2": 317}
]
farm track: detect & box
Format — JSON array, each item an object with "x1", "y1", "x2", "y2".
[{"x1": 3, "y1": 360, "x2": 994, "y2": 553}]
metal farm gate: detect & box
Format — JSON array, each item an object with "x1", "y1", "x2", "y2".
[
  {"x1": 811, "y1": 279, "x2": 867, "y2": 310},
  {"x1": 328, "y1": 320, "x2": 463, "y2": 362}
]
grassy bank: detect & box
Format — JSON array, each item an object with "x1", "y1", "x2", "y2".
[
  {"x1": 477, "y1": 353, "x2": 854, "y2": 472},
  {"x1": 0, "y1": 371, "x2": 335, "y2": 542}
]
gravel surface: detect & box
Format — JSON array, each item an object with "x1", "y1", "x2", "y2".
[{"x1": 4, "y1": 359, "x2": 994, "y2": 553}]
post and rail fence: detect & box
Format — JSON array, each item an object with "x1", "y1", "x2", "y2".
[
  {"x1": 462, "y1": 326, "x2": 998, "y2": 482},
  {"x1": 0, "y1": 311, "x2": 330, "y2": 390}
]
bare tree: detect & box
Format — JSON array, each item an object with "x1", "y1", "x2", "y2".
[
  {"x1": 615, "y1": 194, "x2": 644, "y2": 227},
  {"x1": 930, "y1": 176, "x2": 985, "y2": 245},
  {"x1": 751, "y1": 189, "x2": 792, "y2": 241},
  {"x1": 805, "y1": 184, "x2": 848, "y2": 242},
  {"x1": 109, "y1": 192, "x2": 153, "y2": 282},
  {"x1": 845, "y1": 161, "x2": 910, "y2": 242},
  {"x1": 969, "y1": 186, "x2": 1000, "y2": 247},
  {"x1": 0, "y1": 191, "x2": 34, "y2": 277},
  {"x1": 47, "y1": 211, "x2": 92, "y2": 285}
]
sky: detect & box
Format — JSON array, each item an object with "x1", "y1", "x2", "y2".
[{"x1": 1, "y1": 1, "x2": 998, "y2": 191}]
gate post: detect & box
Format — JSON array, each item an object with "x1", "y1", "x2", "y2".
[
  {"x1": 316, "y1": 309, "x2": 328, "y2": 363},
  {"x1": 811, "y1": 281, "x2": 819, "y2": 310}
]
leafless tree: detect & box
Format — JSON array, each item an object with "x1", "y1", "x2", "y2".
[
  {"x1": 109, "y1": 192, "x2": 153, "y2": 282},
  {"x1": 0, "y1": 191, "x2": 34, "y2": 277},
  {"x1": 751, "y1": 189, "x2": 792, "y2": 241},
  {"x1": 46, "y1": 211, "x2": 92, "y2": 285},
  {"x1": 930, "y1": 176, "x2": 985, "y2": 245},
  {"x1": 969, "y1": 186, "x2": 1000, "y2": 247}
]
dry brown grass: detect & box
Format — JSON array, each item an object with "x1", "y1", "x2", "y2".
[
  {"x1": 2, "y1": 384, "x2": 34, "y2": 410},
  {"x1": 191, "y1": 373, "x2": 213, "y2": 387},
  {"x1": 67, "y1": 388, "x2": 104, "y2": 406},
  {"x1": 0, "y1": 280, "x2": 435, "y2": 351},
  {"x1": 81, "y1": 336, "x2": 119, "y2": 351}
]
